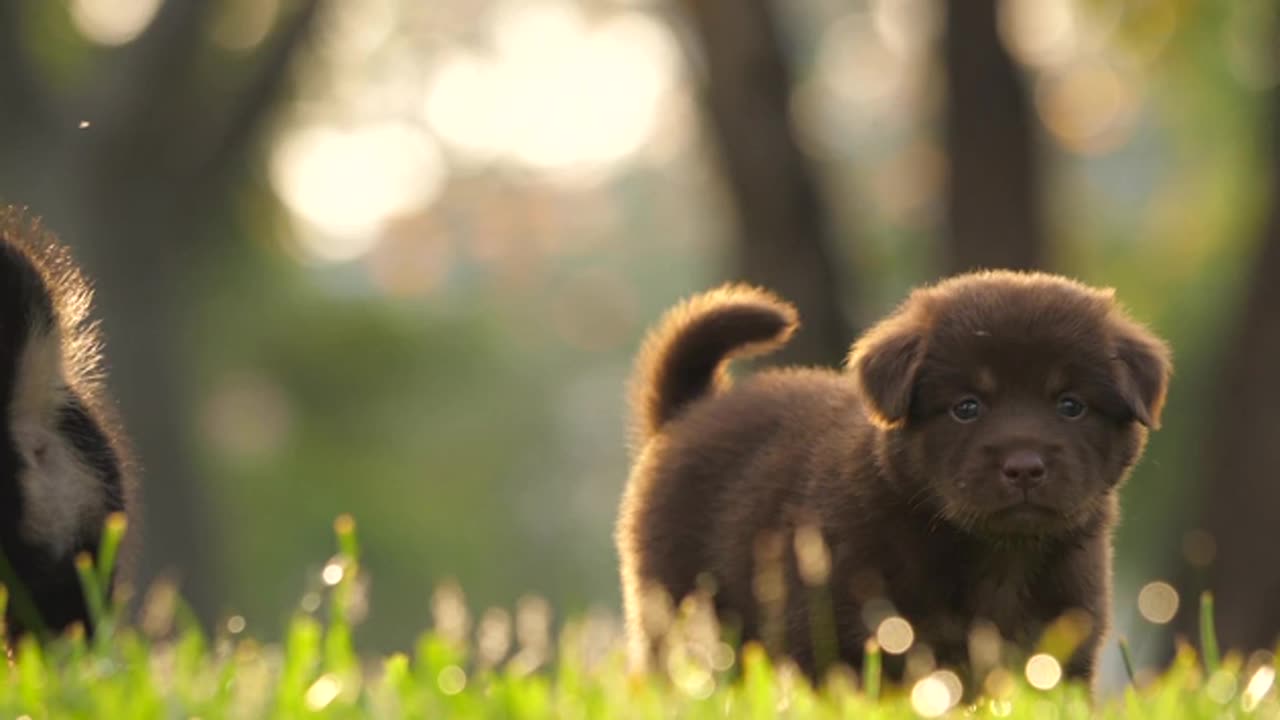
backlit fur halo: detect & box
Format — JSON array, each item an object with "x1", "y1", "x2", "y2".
[{"x1": 0, "y1": 207, "x2": 107, "y2": 400}]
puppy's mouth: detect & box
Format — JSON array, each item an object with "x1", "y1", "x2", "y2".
[
  {"x1": 977, "y1": 500, "x2": 1064, "y2": 535},
  {"x1": 991, "y1": 501, "x2": 1057, "y2": 520}
]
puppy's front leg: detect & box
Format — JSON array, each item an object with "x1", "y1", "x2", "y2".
[{"x1": 1046, "y1": 536, "x2": 1113, "y2": 692}]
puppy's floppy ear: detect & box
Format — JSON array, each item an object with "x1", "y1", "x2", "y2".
[
  {"x1": 847, "y1": 318, "x2": 925, "y2": 428},
  {"x1": 1110, "y1": 318, "x2": 1172, "y2": 429}
]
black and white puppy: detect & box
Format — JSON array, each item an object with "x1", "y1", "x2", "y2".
[{"x1": 0, "y1": 212, "x2": 135, "y2": 637}]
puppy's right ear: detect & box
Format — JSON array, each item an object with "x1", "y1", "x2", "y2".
[
  {"x1": 847, "y1": 318, "x2": 925, "y2": 428},
  {"x1": 1110, "y1": 318, "x2": 1172, "y2": 429}
]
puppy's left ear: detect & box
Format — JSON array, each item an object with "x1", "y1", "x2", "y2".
[
  {"x1": 1111, "y1": 319, "x2": 1172, "y2": 429},
  {"x1": 847, "y1": 318, "x2": 925, "y2": 428}
]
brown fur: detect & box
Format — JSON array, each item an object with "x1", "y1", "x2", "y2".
[{"x1": 616, "y1": 271, "x2": 1171, "y2": 690}]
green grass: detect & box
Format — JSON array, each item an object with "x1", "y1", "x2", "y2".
[{"x1": 0, "y1": 517, "x2": 1274, "y2": 719}]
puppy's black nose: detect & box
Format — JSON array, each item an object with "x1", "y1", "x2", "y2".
[{"x1": 1001, "y1": 450, "x2": 1047, "y2": 490}]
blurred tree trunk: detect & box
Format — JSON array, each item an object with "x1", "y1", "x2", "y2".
[
  {"x1": 1194, "y1": 81, "x2": 1280, "y2": 653},
  {"x1": 677, "y1": 0, "x2": 853, "y2": 367},
  {"x1": 942, "y1": 0, "x2": 1045, "y2": 273},
  {"x1": 0, "y1": 0, "x2": 324, "y2": 627}
]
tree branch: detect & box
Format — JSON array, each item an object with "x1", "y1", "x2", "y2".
[
  {"x1": 187, "y1": 0, "x2": 326, "y2": 185},
  {"x1": 1199, "y1": 78, "x2": 1280, "y2": 651},
  {"x1": 942, "y1": 0, "x2": 1044, "y2": 273},
  {"x1": 0, "y1": 0, "x2": 49, "y2": 135},
  {"x1": 677, "y1": 0, "x2": 853, "y2": 367},
  {"x1": 77, "y1": 0, "x2": 216, "y2": 173}
]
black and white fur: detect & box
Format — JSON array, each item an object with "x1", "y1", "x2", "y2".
[{"x1": 0, "y1": 211, "x2": 135, "y2": 637}]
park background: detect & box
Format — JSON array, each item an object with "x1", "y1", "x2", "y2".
[{"x1": 1, "y1": 0, "x2": 1277, "y2": 694}]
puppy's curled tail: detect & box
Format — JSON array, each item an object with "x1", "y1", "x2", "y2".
[{"x1": 629, "y1": 284, "x2": 798, "y2": 446}]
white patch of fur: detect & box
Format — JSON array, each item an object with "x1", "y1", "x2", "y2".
[{"x1": 9, "y1": 326, "x2": 105, "y2": 559}]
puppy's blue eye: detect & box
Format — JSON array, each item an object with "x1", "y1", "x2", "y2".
[
  {"x1": 1057, "y1": 395, "x2": 1087, "y2": 419},
  {"x1": 950, "y1": 397, "x2": 982, "y2": 422}
]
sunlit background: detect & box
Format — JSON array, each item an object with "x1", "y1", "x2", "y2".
[{"x1": 2, "y1": 0, "x2": 1278, "y2": 696}]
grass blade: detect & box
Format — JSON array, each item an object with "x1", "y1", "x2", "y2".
[
  {"x1": 863, "y1": 639, "x2": 881, "y2": 702},
  {"x1": 334, "y1": 513, "x2": 359, "y2": 562},
  {"x1": 1200, "y1": 591, "x2": 1220, "y2": 674},
  {"x1": 1118, "y1": 637, "x2": 1137, "y2": 687},
  {"x1": 74, "y1": 552, "x2": 105, "y2": 633},
  {"x1": 95, "y1": 512, "x2": 128, "y2": 593}
]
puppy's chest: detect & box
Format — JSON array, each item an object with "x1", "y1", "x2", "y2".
[
  {"x1": 877, "y1": 554, "x2": 1050, "y2": 669},
  {"x1": 963, "y1": 557, "x2": 1044, "y2": 632}
]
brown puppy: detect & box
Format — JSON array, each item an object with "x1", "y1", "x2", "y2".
[{"x1": 616, "y1": 271, "x2": 1171, "y2": 689}]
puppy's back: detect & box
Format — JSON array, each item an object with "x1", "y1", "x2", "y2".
[{"x1": 618, "y1": 364, "x2": 868, "y2": 664}]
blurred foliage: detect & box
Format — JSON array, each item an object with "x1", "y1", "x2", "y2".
[{"x1": 191, "y1": 210, "x2": 720, "y2": 649}]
